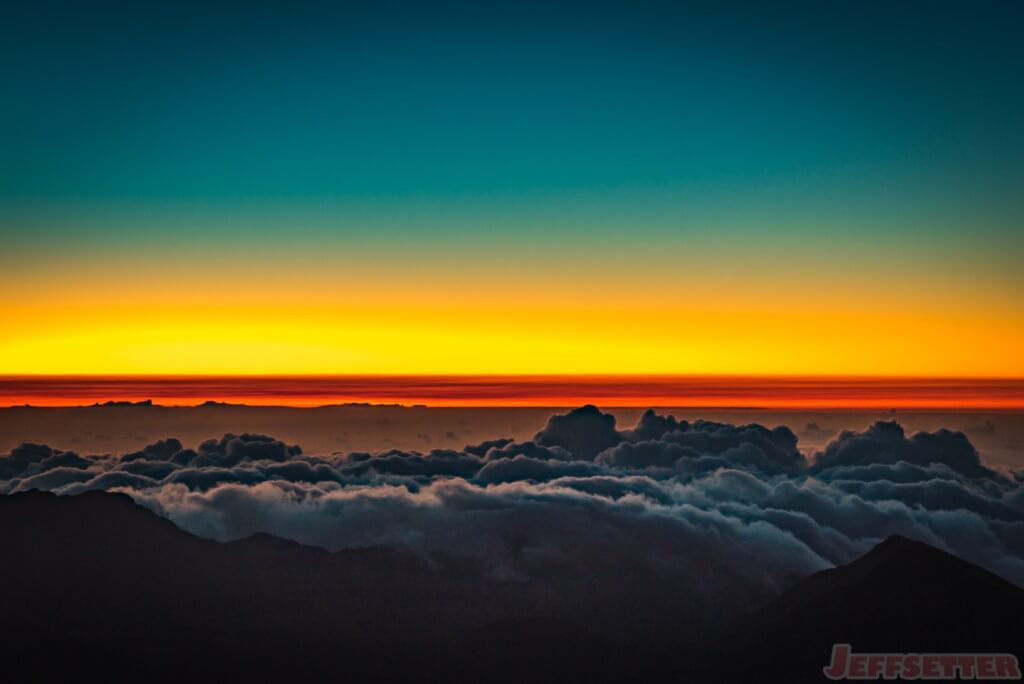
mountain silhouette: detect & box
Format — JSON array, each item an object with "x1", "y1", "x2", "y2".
[
  {"x1": 0, "y1": 491, "x2": 722, "y2": 680},
  {"x1": 1, "y1": 491, "x2": 1020, "y2": 682},
  {"x1": 721, "y1": 534, "x2": 1024, "y2": 681}
]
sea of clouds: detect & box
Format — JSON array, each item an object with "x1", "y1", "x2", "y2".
[{"x1": 2, "y1": 405, "x2": 1022, "y2": 595}]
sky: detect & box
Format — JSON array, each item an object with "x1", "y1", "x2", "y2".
[{"x1": 2, "y1": 0, "x2": 1023, "y2": 378}]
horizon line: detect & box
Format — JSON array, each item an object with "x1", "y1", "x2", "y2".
[
  {"x1": 2, "y1": 375, "x2": 1022, "y2": 410},
  {"x1": 4, "y1": 373, "x2": 1024, "y2": 380}
]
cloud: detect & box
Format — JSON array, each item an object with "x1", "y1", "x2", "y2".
[
  {"x1": 475, "y1": 456, "x2": 602, "y2": 485},
  {"x1": 40, "y1": 451, "x2": 92, "y2": 471},
  {"x1": 0, "y1": 443, "x2": 54, "y2": 478},
  {"x1": 801, "y1": 421, "x2": 835, "y2": 440},
  {"x1": 810, "y1": 421, "x2": 997, "y2": 479},
  {"x1": 533, "y1": 405, "x2": 622, "y2": 460},
  {"x1": 338, "y1": 449, "x2": 482, "y2": 478},
  {"x1": 0, "y1": 442, "x2": 93, "y2": 480},
  {"x1": 191, "y1": 434, "x2": 303, "y2": 467},
  {"x1": 597, "y1": 419, "x2": 805, "y2": 478},
  {"x1": 482, "y1": 440, "x2": 572, "y2": 462},
  {"x1": 122, "y1": 438, "x2": 183, "y2": 462},
  {"x1": 619, "y1": 408, "x2": 686, "y2": 442},
  {"x1": 8, "y1": 466, "x2": 96, "y2": 493},
  {"x1": 2, "y1": 407, "x2": 1022, "y2": 592}
]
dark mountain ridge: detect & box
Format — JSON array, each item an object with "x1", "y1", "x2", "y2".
[
  {"x1": 1, "y1": 491, "x2": 1020, "y2": 682},
  {"x1": 720, "y1": 533, "x2": 1024, "y2": 681}
]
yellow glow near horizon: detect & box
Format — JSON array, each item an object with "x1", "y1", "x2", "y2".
[
  {"x1": 3, "y1": 275, "x2": 1023, "y2": 376},
  {"x1": 3, "y1": 215, "x2": 1023, "y2": 378}
]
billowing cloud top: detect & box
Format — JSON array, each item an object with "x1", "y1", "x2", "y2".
[{"x1": 2, "y1": 407, "x2": 1022, "y2": 610}]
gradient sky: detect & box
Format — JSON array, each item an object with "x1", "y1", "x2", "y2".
[{"x1": 2, "y1": 0, "x2": 1023, "y2": 376}]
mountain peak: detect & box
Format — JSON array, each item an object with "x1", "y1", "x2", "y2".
[
  {"x1": 868, "y1": 533, "x2": 947, "y2": 560},
  {"x1": 727, "y1": 535, "x2": 1024, "y2": 681}
]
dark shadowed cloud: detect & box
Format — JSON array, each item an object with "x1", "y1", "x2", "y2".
[{"x1": 2, "y1": 406, "x2": 1022, "y2": 590}]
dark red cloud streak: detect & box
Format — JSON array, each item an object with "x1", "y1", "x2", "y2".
[{"x1": 1, "y1": 376, "x2": 1022, "y2": 408}]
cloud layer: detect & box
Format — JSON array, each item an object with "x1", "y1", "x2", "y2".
[{"x1": 3, "y1": 406, "x2": 1022, "y2": 597}]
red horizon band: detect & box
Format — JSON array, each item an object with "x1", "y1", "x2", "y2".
[{"x1": 0, "y1": 375, "x2": 1022, "y2": 409}]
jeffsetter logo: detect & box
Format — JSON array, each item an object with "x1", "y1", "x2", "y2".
[{"x1": 824, "y1": 644, "x2": 1022, "y2": 680}]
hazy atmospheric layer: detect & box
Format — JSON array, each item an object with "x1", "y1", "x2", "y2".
[{"x1": 2, "y1": 406, "x2": 1022, "y2": 600}]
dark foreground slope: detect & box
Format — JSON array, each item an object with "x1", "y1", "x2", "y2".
[
  {"x1": 1, "y1": 491, "x2": 1021, "y2": 682},
  {"x1": 0, "y1": 491, "x2": 722, "y2": 681},
  {"x1": 720, "y1": 535, "x2": 1024, "y2": 682}
]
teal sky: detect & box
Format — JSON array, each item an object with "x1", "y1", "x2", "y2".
[
  {"x1": 3, "y1": 2, "x2": 1022, "y2": 207},
  {"x1": 3, "y1": 1, "x2": 1023, "y2": 260}
]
